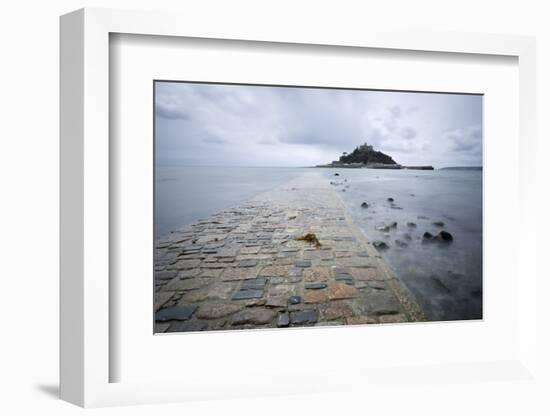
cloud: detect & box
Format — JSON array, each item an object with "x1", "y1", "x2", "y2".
[
  {"x1": 202, "y1": 136, "x2": 227, "y2": 144},
  {"x1": 400, "y1": 127, "x2": 417, "y2": 140},
  {"x1": 155, "y1": 94, "x2": 192, "y2": 120},
  {"x1": 445, "y1": 125, "x2": 482, "y2": 153},
  {"x1": 154, "y1": 82, "x2": 483, "y2": 167}
]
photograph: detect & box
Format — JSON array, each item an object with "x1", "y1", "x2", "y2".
[{"x1": 153, "y1": 81, "x2": 483, "y2": 333}]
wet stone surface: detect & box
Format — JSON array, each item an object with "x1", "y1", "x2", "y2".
[{"x1": 154, "y1": 172, "x2": 424, "y2": 332}]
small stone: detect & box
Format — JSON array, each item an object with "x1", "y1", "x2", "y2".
[
  {"x1": 231, "y1": 308, "x2": 276, "y2": 325},
  {"x1": 240, "y1": 246, "x2": 261, "y2": 255},
  {"x1": 267, "y1": 284, "x2": 293, "y2": 297},
  {"x1": 277, "y1": 312, "x2": 290, "y2": 327},
  {"x1": 288, "y1": 267, "x2": 303, "y2": 277},
  {"x1": 288, "y1": 296, "x2": 302, "y2": 305},
  {"x1": 395, "y1": 239, "x2": 408, "y2": 248},
  {"x1": 259, "y1": 265, "x2": 291, "y2": 277},
  {"x1": 328, "y1": 283, "x2": 359, "y2": 300},
  {"x1": 200, "y1": 269, "x2": 223, "y2": 278},
  {"x1": 154, "y1": 291, "x2": 174, "y2": 311},
  {"x1": 164, "y1": 277, "x2": 208, "y2": 291},
  {"x1": 354, "y1": 281, "x2": 368, "y2": 289},
  {"x1": 407, "y1": 222, "x2": 417, "y2": 228},
  {"x1": 436, "y1": 230, "x2": 453, "y2": 242},
  {"x1": 334, "y1": 274, "x2": 354, "y2": 283},
  {"x1": 266, "y1": 297, "x2": 287, "y2": 308},
  {"x1": 319, "y1": 301, "x2": 355, "y2": 320},
  {"x1": 338, "y1": 257, "x2": 374, "y2": 267},
  {"x1": 154, "y1": 322, "x2": 172, "y2": 333},
  {"x1": 372, "y1": 241, "x2": 389, "y2": 250},
  {"x1": 387, "y1": 197, "x2": 394, "y2": 202},
  {"x1": 290, "y1": 310, "x2": 318, "y2": 325},
  {"x1": 304, "y1": 283, "x2": 328, "y2": 290},
  {"x1": 221, "y1": 267, "x2": 259, "y2": 281},
  {"x1": 362, "y1": 292, "x2": 401, "y2": 315},
  {"x1": 348, "y1": 268, "x2": 381, "y2": 281},
  {"x1": 433, "y1": 221, "x2": 445, "y2": 227},
  {"x1": 239, "y1": 259, "x2": 258, "y2": 267},
  {"x1": 361, "y1": 202, "x2": 369, "y2": 208},
  {"x1": 388, "y1": 221, "x2": 397, "y2": 228},
  {"x1": 295, "y1": 260, "x2": 312, "y2": 268},
  {"x1": 423, "y1": 232, "x2": 434, "y2": 240},
  {"x1": 231, "y1": 289, "x2": 264, "y2": 300},
  {"x1": 196, "y1": 303, "x2": 241, "y2": 319},
  {"x1": 177, "y1": 268, "x2": 201, "y2": 279},
  {"x1": 155, "y1": 305, "x2": 197, "y2": 322},
  {"x1": 214, "y1": 247, "x2": 240, "y2": 258},
  {"x1": 173, "y1": 259, "x2": 202, "y2": 270},
  {"x1": 304, "y1": 267, "x2": 330, "y2": 282},
  {"x1": 368, "y1": 280, "x2": 387, "y2": 290},
  {"x1": 156, "y1": 270, "x2": 178, "y2": 280},
  {"x1": 240, "y1": 278, "x2": 267, "y2": 290},
  {"x1": 201, "y1": 248, "x2": 218, "y2": 254},
  {"x1": 270, "y1": 276, "x2": 285, "y2": 284},
  {"x1": 304, "y1": 289, "x2": 328, "y2": 304}
]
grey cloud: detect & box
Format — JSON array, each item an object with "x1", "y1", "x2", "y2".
[
  {"x1": 445, "y1": 126, "x2": 482, "y2": 153},
  {"x1": 156, "y1": 102, "x2": 191, "y2": 120},
  {"x1": 400, "y1": 127, "x2": 417, "y2": 140},
  {"x1": 155, "y1": 82, "x2": 483, "y2": 167},
  {"x1": 389, "y1": 105, "x2": 402, "y2": 118},
  {"x1": 202, "y1": 136, "x2": 227, "y2": 144}
]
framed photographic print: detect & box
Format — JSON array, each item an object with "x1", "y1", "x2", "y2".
[
  {"x1": 60, "y1": 8, "x2": 538, "y2": 407},
  {"x1": 152, "y1": 81, "x2": 481, "y2": 333}
]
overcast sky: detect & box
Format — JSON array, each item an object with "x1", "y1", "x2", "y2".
[{"x1": 155, "y1": 82, "x2": 482, "y2": 168}]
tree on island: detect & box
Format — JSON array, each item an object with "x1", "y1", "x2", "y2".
[{"x1": 339, "y1": 142, "x2": 397, "y2": 165}]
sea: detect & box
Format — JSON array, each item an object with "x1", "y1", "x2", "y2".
[{"x1": 155, "y1": 165, "x2": 482, "y2": 322}]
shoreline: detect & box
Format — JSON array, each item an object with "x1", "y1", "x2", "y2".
[{"x1": 154, "y1": 172, "x2": 425, "y2": 332}]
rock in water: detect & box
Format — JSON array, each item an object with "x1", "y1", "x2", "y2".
[
  {"x1": 395, "y1": 239, "x2": 408, "y2": 248},
  {"x1": 389, "y1": 221, "x2": 397, "y2": 228},
  {"x1": 361, "y1": 202, "x2": 369, "y2": 208},
  {"x1": 433, "y1": 221, "x2": 445, "y2": 227},
  {"x1": 407, "y1": 222, "x2": 417, "y2": 228},
  {"x1": 436, "y1": 230, "x2": 453, "y2": 242},
  {"x1": 387, "y1": 197, "x2": 394, "y2": 202},
  {"x1": 423, "y1": 232, "x2": 434, "y2": 240},
  {"x1": 373, "y1": 241, "x2": 389, "y2": 250},
  {"x1": 334, "y1": 173, "x2": 340, "y2": 176}
]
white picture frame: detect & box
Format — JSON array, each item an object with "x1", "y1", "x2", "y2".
[{"x1": 60, "y1": 7, "x2": 538, "y2": 407}]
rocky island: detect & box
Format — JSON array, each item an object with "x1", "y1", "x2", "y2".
[{"x1": 316, "y1": 142, "x2": 434, "y2": 170}]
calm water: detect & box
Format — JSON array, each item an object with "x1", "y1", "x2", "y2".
[
  {"x1": 320, "y1": 168, "x2": 482, "y2": 321},
  {"x1": 155, "y1": 166, "x2": 307, "y2": 238},
  {"x1": 156, "y1": 165, "x2": 482, "y2": 322}
]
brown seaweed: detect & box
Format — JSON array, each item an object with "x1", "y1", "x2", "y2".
[{"x1": 295, "y1": 233, "x2": 322, "y2": 249}]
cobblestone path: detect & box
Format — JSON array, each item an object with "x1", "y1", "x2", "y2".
[{"x1": 154, "y1": 172, "x2": 424, "y2": 333}]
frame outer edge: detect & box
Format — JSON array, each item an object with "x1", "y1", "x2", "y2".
[
  {"x1": 58, "y1": 6, "x2": 538, "y2": 407},
  {"x1": 60, "y1": 8, "x2": 85, "y2": 407},
  {"x1": 517, "y1": 38, "x2": 537, "y2": 376}
]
